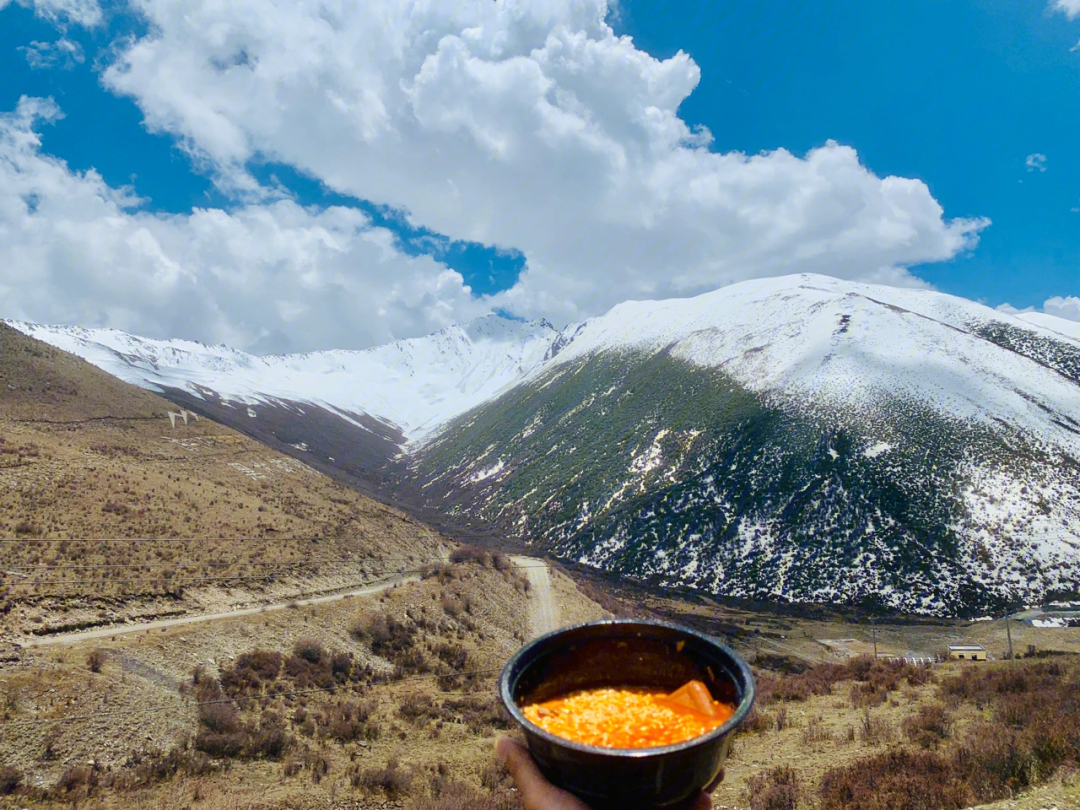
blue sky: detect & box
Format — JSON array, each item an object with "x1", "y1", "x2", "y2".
[
  {"x1": 0, "y1": 0, "x2": 1078, "y2": 351},
  {"x1": 617, "y1": 0, "x2": 1080, "y2": 310}
]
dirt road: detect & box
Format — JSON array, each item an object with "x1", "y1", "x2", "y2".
[
  {"x1": 512, "y1": 556, "x2": 559, "y2": 638},
  {"x1": 19, "y1": 574, "x2": 419, "y2": 649}
]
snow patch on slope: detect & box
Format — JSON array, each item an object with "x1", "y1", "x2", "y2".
[
  {"x1": 9, "y1": 315, "x2": 558, "y2": 443},
  {"x1": 539, "y1": 274, "x2": 1080, "y2": 455}
]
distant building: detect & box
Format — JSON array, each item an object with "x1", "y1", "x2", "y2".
[{"x1": 948, "y1": 644, "x2": 987, "y2": 661}]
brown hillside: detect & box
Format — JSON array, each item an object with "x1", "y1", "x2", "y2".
[{"x1": 0, "y1": 323, "x2": 448, "y2": 643}]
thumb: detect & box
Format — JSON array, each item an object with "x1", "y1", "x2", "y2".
[{"x1": 495, "y1": 737, "x2": 593, "y2": 810}]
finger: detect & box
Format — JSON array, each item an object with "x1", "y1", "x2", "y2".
[
  {"x1": 495, "y1": 737, "x2": 592, "y2": 810},
  {"x1": 689, "y1": 792, "x2": 713, "y2": 810}
]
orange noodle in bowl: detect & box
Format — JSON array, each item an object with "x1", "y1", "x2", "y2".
[{"x1": 522, "y1": 680, "x2": 734, "y2": 749}]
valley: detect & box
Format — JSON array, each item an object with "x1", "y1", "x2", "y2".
[
  {"x1": 2, "y1": 286, "x2": 1079, "y2": 810},
  {"x1": 11, "y1": 274, "x2": 1080, "y2": 615}
]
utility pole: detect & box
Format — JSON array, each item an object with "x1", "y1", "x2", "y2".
[
  {"x1": 1005, "y1": 610, "x2": 1014, "y2": 661},
  {"x1": 872, "y1": 618, "x2": 878, "y2": 659}
]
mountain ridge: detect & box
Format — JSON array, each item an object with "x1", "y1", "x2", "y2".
[{"x1": 9, "y1": 274, "x2": 1080, "y2": 615}]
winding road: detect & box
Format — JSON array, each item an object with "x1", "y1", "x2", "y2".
[
  {"x1": 512, "y1": 556, "x2": 559, "y2": 638},
  {"x1": 18, "y1": 554, "x2": 559, "y2": 649},
  {"x1": 18, "y1": 573, "x2": 419, "y2": 649}
]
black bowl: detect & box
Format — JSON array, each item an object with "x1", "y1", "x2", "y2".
[{"x1": 499, "y1": 619, "x2": 755, "y2": 810}]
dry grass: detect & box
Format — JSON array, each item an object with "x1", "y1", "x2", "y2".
[
  {"x1": 0, "y1": 555, "x2": 547, "y2": 809},
  {"x1": 0, "y1": 324, "x2": 447, "y2": 640},
  {"x1": 1, "y1": 543, "x2": 1078, "y2": 810}
]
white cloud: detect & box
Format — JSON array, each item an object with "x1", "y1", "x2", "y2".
[
  {"x1": 0, "y1": 0, "x2": 102, "y2": 27},
  {"x1": 996, "y1": 297, "x2": 1080, "y2": 322},
  {"x1": 1026, "y1": 153, "x2": 1047, "y2": 172},
  {"x1": 0, "y1": 96, "x2": 489, "y2": 353},
  {"x1": 94, "y1": 0, "x2": 987, "y2": 335},
  {"x1": 1044, "y1": 296, "x2": 1080, "y2": 321},
  {"x1": 1052, "y1": 0, "x2": 1080, "y2": 19},
  {"x1": 20, "y1": 37, "x2": 85, "y2": 69}
]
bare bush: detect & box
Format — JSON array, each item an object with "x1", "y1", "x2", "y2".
[
  {"x1": 293, "y1": 637, "x2": 325, "y2": 665},
  {"x1": 819, "y1": 750, "x2": 971, "y2": 810},
  {"x1": 221, "y1": 650, "x2": 282, "y2": 696},
  {"x1": 399, "y1": 693, "x2": 439, "y2": 724},
  {"x1": 350, "y1": 757, "x2": 414, "y2": 799},
  {"x1": 741, "y1": 706, "x2": 771, "y2": 734},
  {"x1": 802, "y1": 715, "x2": 832, "y2": 745},
  {"x1": 902, "y1": 703, "x2": 952, "y2": 748},
  {"x1": 858, "y1": 710, "x2": 894, "y2": 745},
  {"x1": 353, "y1": 614, "x2": 418, "y2": 657},
  {"x1": 442, "y1": 694, "x2": 512, "y2": 734},
  {"x1": 449, "y1": 545, "x2": 495, "y2": 566},
  {"x1": 0, "y1": 765, "x2": 22, "y2": 796},
  {"x1": 321, "y1": 699, "x2": 379, "y2": 743},
  {"x1": 440, "y1": 593, "x2": 465, "y2": 618},
  {"x1": 409, "y1": 780, "x2": 519, "y2": 810},
  {"x1": 746, "y1": 766, "x2": 800, "y2": 810},
  {"x1": 774, "y1": 705, "x2": 788, "y2": 732},
  {"x1": 86, "y1": 648, "x2": 108, "y2": 673}
]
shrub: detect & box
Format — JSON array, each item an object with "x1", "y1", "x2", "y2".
[
  {"x1": 350, "y1": 757, "x2": 414, "y2": 799},
  {"x1": 774, "y1": 706, "x2": 788, "y2": 732},
  {"x1": 87, "y1": 649, "x2": 108, "y2": 673},
  {"x1": 54, "y1": 765, "x2": 96, "y2": 797},
  {"x1": 440, "y1": 593, "x2": 464, "y2": 618},
  {"x1": 399, "y1": 693, "x2": 439, "y2": 724},
  {"x1": 354, "y1": 614, "x2": 417, "y2": 658},
  {"x1": 293, "y1": 637, "x2": 325, "y2": 665},
  {"x1": 802, "y1": 715, "x2": 832, "y2": 745},
  {"x1": 741, "y1": 706, "x2": 771, "y2": 734},
  {"x1": 331, "y1": 651, "x2": 353, "y2": 682},
  {"x1": 199, "y1": 701, "x2": 241, "y2": 735},
  {"x1": 449, "y1": 545, "x2": 493, "y2": 565},
  {"x1": 746, "y1": 766, "x2": 800, "y2": 810},
  {"x1": 0, "y1": 765, "x2": 22, "y2": 796},
  {"x1": 410, "y1": 780, "x2": 518, "y2": 810},
  {"x1": 221, "y1": 650, "x2": 282, "y2": 695},
  {"x1": 819, "y1": 750, "x2": 972, "y2": 810},
  {"x1": 849, "y1": 682, "x2": 888, "y2": 709},
  {"x1": 283, "y1": 760, "x2": 303, "y2": 778},
  {"x1": 858, "y1": 710, "x2": 893, "y2": 745},
  {"x1": 755, "y1": 663, "x2": 847, "y2": 705},
  {"x1": 195, "y1": 730, "x2": 246, "y2": 759},
  {"x1": 442, "y1": 695, "x2": 512, "y2": 734},
  {"x1": 322, "y1": 700, "x2": 378, "y2": 743},
  {"x1": 902, "y1": 703, "x2": 952, "y2": 748},
  {"x1": 432, "y1": 642, "x2": 469, "y2": 670},
  {"x1": 247, "y1": 712, "x2": 290, "y2": 760},
  {"x1": 284, "y1": 653, "x2": 336, "y2": 691},
  {"x1": 122, "y1": 748, "x2": 213, "y2": 787},
  {"x1": 393, "y1": 648, "x2": 432, "y2": 678}
]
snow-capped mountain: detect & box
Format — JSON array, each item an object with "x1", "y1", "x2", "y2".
[
  {"x1": 10, "y1": 274, "x2": 1080, "y2": 615},
  {"x1": 11, "y1": 314, "x2": 558, "y2": 443}
]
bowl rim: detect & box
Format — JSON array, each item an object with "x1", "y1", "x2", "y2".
[{"x1": 499, "y1": 618, "x2": 757, "y2": 758}]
